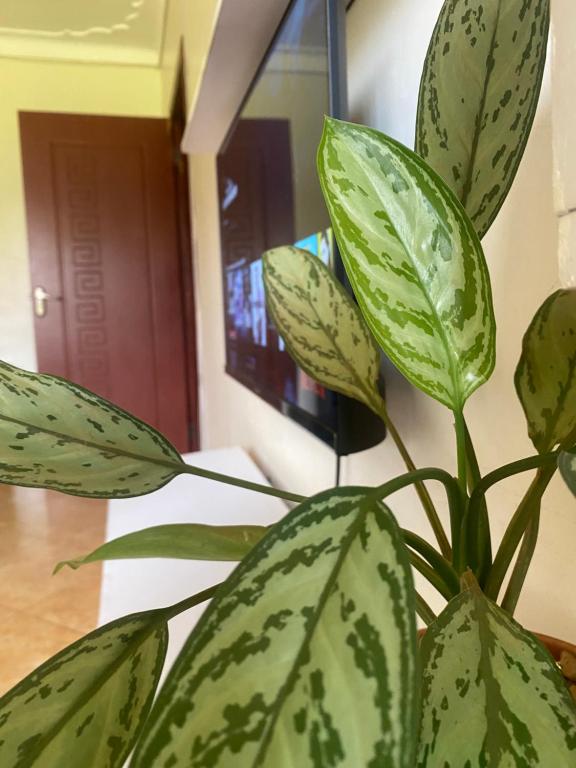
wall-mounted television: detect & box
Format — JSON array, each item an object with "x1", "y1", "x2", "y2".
[{"x1": 217, "y1": 0, "x2": 386, "y2": 455}]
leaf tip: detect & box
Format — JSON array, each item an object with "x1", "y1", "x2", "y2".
[{"x1": 53, "y1": 558, "x2": 82, "y2": 575}]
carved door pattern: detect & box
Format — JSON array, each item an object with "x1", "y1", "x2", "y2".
[{"x1": 20, "y1": 113, "x2": 193, "y2": 453}]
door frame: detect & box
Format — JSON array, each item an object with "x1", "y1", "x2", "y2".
[{"x1": 170, "y1": 52, "x2": 201, "y2": 452}]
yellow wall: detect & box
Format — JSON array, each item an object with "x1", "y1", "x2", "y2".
[
  {"x1": 160, "y1": 0, "x2": 222, "y2": 114},
  {"x1": 172, "y1": 0, "x2": 576, "y2": 641},
  {"x1": 0, "y1": 58, "x2": 163, "y2": 370}
]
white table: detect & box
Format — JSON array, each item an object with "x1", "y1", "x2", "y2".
[{"x1": 98, "y1": 447, "x2": 288, "y2": 673}]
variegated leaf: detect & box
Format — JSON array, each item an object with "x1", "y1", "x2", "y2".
[
  {"x1": 515, "y1": 290, "x2": 576, "y2": 453},
  {"x1": 0, "y1": 610, "x2": 168, "y2": 767},
  {"x1": 416, "y1": 0, "x2": 550, "y2": 239},
  {"x1": 0, "y1": 360, "x2": 184, "y2": 497},
  {"x1": 133, "y1": 488, "x2": 419, "y2": 768},
  {"x1": 263, "y1": 245, "x2": 381, "y2": 412},
  {"x1": 56, "y1": 523, "x2": 268, "y2": 572},
  {"x1": 318, "y1": 117, "x2": 495, "y2": 410},
  {"x1": 419, "y1": 579, "x2": 576, "y2": 767},
  {"x1": 559, "y1": 450, "x2": 576, "y2": 497}
]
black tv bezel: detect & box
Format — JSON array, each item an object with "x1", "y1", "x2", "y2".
[{"x1": 218, "y1": 0, "x2": 385, "y2": 455}]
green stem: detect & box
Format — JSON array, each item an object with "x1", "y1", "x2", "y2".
[
  {"x1": 485, "y1": 463, "x2": 556, "y2": 601},
  {"x1": 163, "y1": 583, "x2": 222, "y2": 621},
  {"x1": 402, "y1": 529, "x2": 460, "y2": 597},
  {"x1": 415, "y1": 593, "x2": 437, "y2": 626},
  {"x1": 450, "y1": 409, "x2": 469, "y2": 575},
  {"x1": 453, "y1": 409, "x2": 468, "y2": 499},
  {"x1": 372, "y1": 467, "x2": 461, "y2": 513},
  {"x1": 408, "y1": 551, "x2": 453, "y2": 601},
  {"x1": 371, "y1": 466, "x2": 463, "y2": 570},
  {"x1": 463, "y1": 419, "x2": 492, "y2": 586},
  {"x1": 375, "y1": 402, "x2": 451, "y2": 559},
  {"x1": 501, "y1": 508, "x2": 541, "y2": 616},
  {"x1": 180, "y1": 465, "x2": 305, "y2": 505},
  {"x1": 468, "y1": 452, "x2": 557, "y2": 510}
]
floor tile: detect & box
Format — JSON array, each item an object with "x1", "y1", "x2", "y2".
[{"x1": 0, "y1": 484, "x2": 107, "y2": 695}]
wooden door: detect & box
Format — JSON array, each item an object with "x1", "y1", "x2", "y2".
[
  {"x1": 19, "y1": 112, "x2": 191, "y2": 453},
  {"x1": 217, "y1": 119, "x2": 296, "y2": 398}
]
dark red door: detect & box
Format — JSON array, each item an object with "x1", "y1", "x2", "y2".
[{"x1": 19, "y1": 112, "x2": 191, "y2": 452}]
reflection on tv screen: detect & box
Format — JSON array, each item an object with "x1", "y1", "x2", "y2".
[
  {"x1": 217, "y1": 0, "x2": 338, "y2": 439},
  {"x1": 222, "y1": 228, "x2": 337, "y2": 424}
]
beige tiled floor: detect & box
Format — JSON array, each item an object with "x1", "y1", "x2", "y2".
[{"x1": 0, "y1": 484, "x2": 106, "y2": 694}]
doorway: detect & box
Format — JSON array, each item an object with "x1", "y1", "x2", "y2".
[{"x1": 20, "y1": 107, "x2": 198, "y2": 454}]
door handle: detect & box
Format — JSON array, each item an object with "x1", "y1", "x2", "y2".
[{"x1": 33, "y1": 286, "x2": 51, "y2": 318}]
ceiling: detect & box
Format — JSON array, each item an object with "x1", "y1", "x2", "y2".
[{"x1": 0, "y1": 0, "x2": 169, "y2": 66}]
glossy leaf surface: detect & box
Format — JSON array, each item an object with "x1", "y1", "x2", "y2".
[
  {"x1": 56, "y1": 523, "x2": 268, "y2": 572},
  {"x1": 416, "y1": 0, "x2": 550, "y2": 239},
  {"x1": 0, "y1": 360, "x2": 184, "y2": 498},
  {"x1": 133, "y1": 488, "x2": 419, "y2": 768},
  {"x1": 263, "y1": 245, "x2": 382, "y2": 411},
  {"x1": 0, "y1": 610, "x2": 167, "y2": 767},
  {"x1": 516, "y1": 290, "x2": 576, "y2": 452},
  {"x1": 318, "y1": 117, "x2": 495, "y2": 409},
  {"x1": 419, "y1": 581, "x2": 576, "y2": 766}
]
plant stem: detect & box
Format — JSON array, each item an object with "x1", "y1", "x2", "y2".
[
  {"x1": 180, "y1": 464, "x2": 305, "y2": 504},
  {"x1": 374, "y1": 402, "x2": 451, "y2": 559},
  {"x1": 372, "y1": 467, "x2": 461, "y2": 520},
  {"x1": 163, "y1": 583, "x2": 222, "y2": 621},
  {"x1": 468, "y1": 452, "x2": 557, "y2": 509},
  {"x1": 372, "y1": 467, "x2": 463, "y2": 564},
  {"x1": 415, "y1": 593, "x2": 437, "y2": 626},
  {"x1": 453, "y1": 409, "x2": 468, "y2": 499},
  {"x1": 408, "y1": 551, "x2": 454, "y2": 601},
  {"x1": 448, "y1": 408, "x2": 469, "y2": 571},
  {"x1": 402, "y1": 529, "x2": 460, "y2": 597},
  {"x1": 501, "y1": 509, "x2": 541, "y2": 616},
  {"x1": 463, "y1": 419, "x2": 492, "y2": 585},
  {"x1": 485, "y1": 463, "x2": 556, "y2": 601}
]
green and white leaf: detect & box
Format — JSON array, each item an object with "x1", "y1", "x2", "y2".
[
  {"x1": 0, "y1": 610, "x2": 168, "y2": 768},
  {"x1": 56, "y1": 523, "x2": 268, "y2": 572},
  {"x1": 263, "y1": 245, "x2": 382, "y2": 412},
  {"x1": 416, "y1": 0, "x2": 550, "y2": 239},
  {"x1": 318, "y1": 117, "x2": 495, "y2": 410},
  {"x1": 0, "y1": 360, "x2": 184, "y2": 498},
  {"x1": 559, "y1": 450, "x2": 576, "y2": 498},
  {"x1": 515, "y1": 290, "x2": 576, "y2": 453},
  {"x1": 419, "y1": 578, "x2": 576, "y2": 767},
  {"x1": 133, "y1": 488, "x2": 419, "y2": 768}
]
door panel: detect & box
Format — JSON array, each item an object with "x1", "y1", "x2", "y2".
[{"x1": 20, "y1": 113, "x2": 191, "y2": 452}]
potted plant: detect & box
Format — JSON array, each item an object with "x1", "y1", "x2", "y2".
[{"x1": 0, "y1": 0, "x2": 574, "y2": 765}]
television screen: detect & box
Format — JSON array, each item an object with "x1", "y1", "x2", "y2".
[
  {"x1": 218, "y1": 0, "x2": 342, "y2": 443},
  {"x1": 218, "y1": 0, "x2": 384, "y2": 453}
]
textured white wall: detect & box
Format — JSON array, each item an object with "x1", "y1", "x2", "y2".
[{"x1": 185, "y1": 0, "x2": 576, "y2": 639}]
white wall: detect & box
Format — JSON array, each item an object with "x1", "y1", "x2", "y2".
[{"x1": 186, "y1": 0, "x2": 576, "y2": 639}]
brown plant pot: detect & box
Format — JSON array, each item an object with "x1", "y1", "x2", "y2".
[{"x1": 533, "y1": 632, "x2": 576, "y2": 662}]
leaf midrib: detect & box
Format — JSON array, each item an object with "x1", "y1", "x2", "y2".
[
  {"x1": 252, "y1": 497, "x2": 376, "y2": 766},
  {"x1": 339, "y1": 138, "x2": 464, "y2": 407},
  {"x1": 0, "y1": 412, "x2": 184, "y2": 474},
  {"x1": 459, "y1": 0, "x2": 503, "y2": 211},
  {"x1": 304, "y1": 282, "x2": 381, "y2": 413}
]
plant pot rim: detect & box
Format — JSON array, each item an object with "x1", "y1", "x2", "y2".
[{"x1": 532, "y1": 632, "x2": 576, "y2": 661}]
